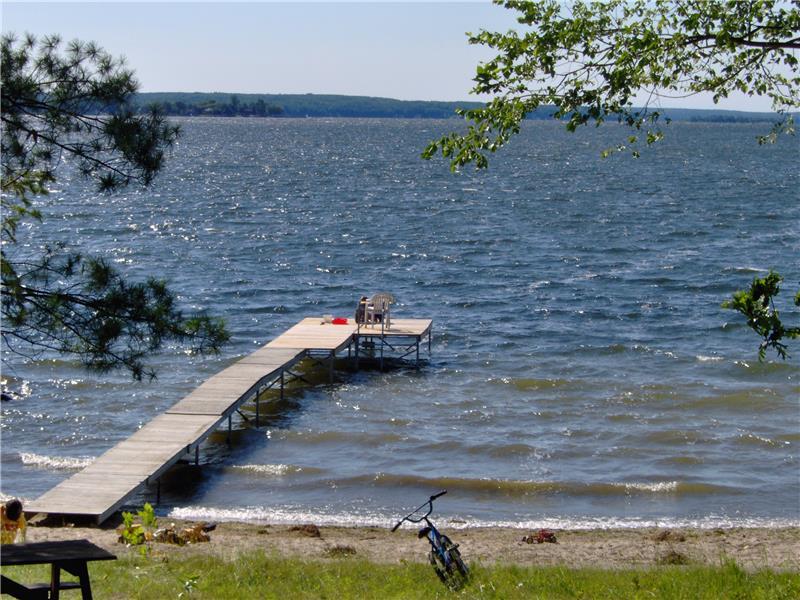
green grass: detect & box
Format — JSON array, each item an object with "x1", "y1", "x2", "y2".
[{"x1": 2, "y1": 552, "x2": 798, "y2": 599}]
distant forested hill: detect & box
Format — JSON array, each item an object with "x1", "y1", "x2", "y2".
[
  {"x1": 135, "y1": 92, "x2": 783, "y2": 122},
  {"x1": 135, "y1": 92, "x2": 483, "y2": 118}
]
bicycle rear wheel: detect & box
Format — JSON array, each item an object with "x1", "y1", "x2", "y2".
[{"x1": 429, "y1": 550, "x2": 447, "y2": 583}]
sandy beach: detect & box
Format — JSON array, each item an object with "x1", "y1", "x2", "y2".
[{"x1": 23, "y1": 519, "x2": 800, "y2": 571}]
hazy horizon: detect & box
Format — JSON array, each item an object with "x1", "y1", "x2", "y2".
[{"x1": 1, "y1": 1, "x2": 784, "y2": 114}]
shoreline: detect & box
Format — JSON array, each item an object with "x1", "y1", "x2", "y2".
[
  {"x1": 23, "y1": 519, "x2": 800, "y2": 571},
  {"x1": 166, "y1": 505, "x2": 800, "y2": 531}
]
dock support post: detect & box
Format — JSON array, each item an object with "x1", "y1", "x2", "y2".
[
  {"x1": 195, "y1": 446, "x2": 199, "y2": 466},
  {"x1": 354, "y1": 336, "x2": 360, "y2": 371},
  {"x1": 329, "y1": 351, "x2": 335, "y2": 384},
  {"x1": 156, "y1": 478, "x2": 161, "y2": 505},
  {"x1": 227, "y1": 416, "x2": 232, "y2": 446},
  {"x1": 416, "y1": 337, "x2": 420, "y2": 370},
  {"x1": 380, "y1": 336, "x2": 384, "y2": 371},
  {"x1": 280, "y1": 370, "x2": 284, "y2": 401},
  {"x1": 255, "y1": 394, "x2": 260, "y2": 428}
]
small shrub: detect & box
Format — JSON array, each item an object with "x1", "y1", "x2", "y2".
[
  {"x1": 325, "y1": 545, "x2": 357, "y2": 558},
  {"x1": 658, "y1": 550, "x2": 691, "y2": 565},
  {"x1": 654, "y1": 529, "x2": 686, "y2": 542},
  {"x1": 117, "y1": 502, "x2": 158, "y2": 554},
  {"x1": 290, "y1": 524, "x2": 321, "y2": 538},
  {"x1": 119, "y1": 510, "x2": 145, "y2": 546}
]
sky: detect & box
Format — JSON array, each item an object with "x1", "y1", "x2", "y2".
[{"x1": 0, "y1": 1, "x2": 779, "y2": 111}]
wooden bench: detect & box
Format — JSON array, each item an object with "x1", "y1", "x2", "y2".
[{"x1": 0, "y1": 539, "x2": 116, "y2": 599}]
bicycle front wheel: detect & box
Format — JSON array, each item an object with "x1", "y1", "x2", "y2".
[
  {"x1": 441, "y1": 536, "x2": 469, "y2": 584},
  {"x1": 446, "y1": 545, "x2": 468, "y2": 579}
]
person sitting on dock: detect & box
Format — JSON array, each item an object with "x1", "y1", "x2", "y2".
[{"x1": 355, "y1": 296, "x2": 368, "y2": 324}]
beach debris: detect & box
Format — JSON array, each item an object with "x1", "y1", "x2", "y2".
[
  {"x1": 325, "y1": 544, "x2": 357, "y2": 558},
  {"x1": 153, "y1": 527, "x2": 182, "y2": 545},
  {"x1": 657, "y1": 549, "x2": 690, "y2": 565},
  {"x1": 522, "y1": 529, "x2": 557, "y2": 544},
  {"x1": 182, "y1": 523, "x2": 212, "y2": 544},
  {"x1": 152, "y1": 522, "x2": 212, "y2": 545},
  {"x1": 291, "y1": 523, "x2": 322, "y2": 538},
  {"x1": 654, "y1": 529, "x2": 685, "y2": 542}
]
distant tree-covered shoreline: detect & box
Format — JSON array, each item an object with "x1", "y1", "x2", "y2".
[
  {"x1": 135, "y1": 92, "x2": 784, "y2": 122},
  {"x1": 152, "y1": 94, "x2": 284, "y2": 117},
  {"x1": 136, "y1": 92, "x2": 482, "y2": 119}
]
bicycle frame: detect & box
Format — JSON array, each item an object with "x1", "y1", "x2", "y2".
[
  {"x1": 391, "y1": 491, "x2": 453, "y2": 568},
  {"x1": 420, "y1": 518, "x2": 452, "y2": 569}
]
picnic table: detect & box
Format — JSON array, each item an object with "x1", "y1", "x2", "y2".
[{"x1": 0, "y1": 539, "x2": 116, "y2": 599}]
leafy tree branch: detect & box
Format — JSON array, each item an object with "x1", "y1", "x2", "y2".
[
  {"x1": 423, "y1": 0, "x2": 799, "y2": 170},
  {"x1": 723, "y1": 272, "x2": 800, "y2": 361}
]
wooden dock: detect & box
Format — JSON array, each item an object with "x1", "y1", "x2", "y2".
[{"x1": 27, "y1": 317, "x2": 432, "y2": 524}]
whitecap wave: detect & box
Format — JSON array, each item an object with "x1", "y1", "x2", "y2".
[
  {"x1": 623, "y1": 482, "x2": 678, "y2": 493},
  {"x1": 0, "y1": 492, "x2": 30, "y2": 504},
  {"x1": 724, "y1": 266, "x2": 766, "y2": 274},
  {"x1": 696, "y1": 355, "x2": 724, "y2": 362},
  {"x1": 20, "y1": 453, "x2": 93, "y2": 471},
  {"x1": 736, "y1": 433, "x2": 783, "y2": 447},
  {"x1": 168, "y1": 506, "x2": 392, "y2": 528},
  {"x1": 231, "y1": 464, "x2": 304, "y2": 476}
]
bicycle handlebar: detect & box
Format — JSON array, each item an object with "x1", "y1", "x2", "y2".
[{"x1": 391, "y1": 490, "x2": 447, "y2": 532}]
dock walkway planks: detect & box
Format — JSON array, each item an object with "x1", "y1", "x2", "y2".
[{"x1": 27, "y1": 317, "x2": 432, "y2": 524}]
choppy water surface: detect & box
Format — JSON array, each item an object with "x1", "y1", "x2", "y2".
[{"x1": 1, "y1": 119, "x2": 798, "y2": 529}]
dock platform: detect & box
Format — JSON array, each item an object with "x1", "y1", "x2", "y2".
[{"x1": 27, "y1": 317, "x2": 432, "y2": 524}]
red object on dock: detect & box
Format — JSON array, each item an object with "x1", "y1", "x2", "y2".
[{"x1": 332, "y1": 317, "x2": 348, "y2": 325}]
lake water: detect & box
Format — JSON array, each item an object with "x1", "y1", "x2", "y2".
[{"x1": 1, "y1": 118, "x2": 798, "y2": 529}]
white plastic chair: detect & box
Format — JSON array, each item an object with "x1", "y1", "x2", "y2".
[{"x1": 365, "y1": 292, "x2": 394, "y2": 330}]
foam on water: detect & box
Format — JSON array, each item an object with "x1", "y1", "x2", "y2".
[
  {"x1": 19, "y1": 453, "x2": 93, "y2": 471},
  {"x1": 696, "y1": 355, "x2": 724, "y2": 362},
  {"x1": 623, "y1": 482, "x2": 679, "y2": 493},
  {"x1": 0, "y1": 492, "x2": 31, "y2": 504},
  {"x1": 230, "y1": 464, "x2": 323, "y2": 476},
  {"x1": 167, "y1": 505, "x2": 800, "y2": 531}
]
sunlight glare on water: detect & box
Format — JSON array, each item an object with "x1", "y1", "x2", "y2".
[{"x1": 1, "y1": 119, "x2": 798, "y2": 528}]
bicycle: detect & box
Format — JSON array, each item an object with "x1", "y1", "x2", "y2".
[{"x1": 391, "y1": 490, "x2": 468, "y2": 587}]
